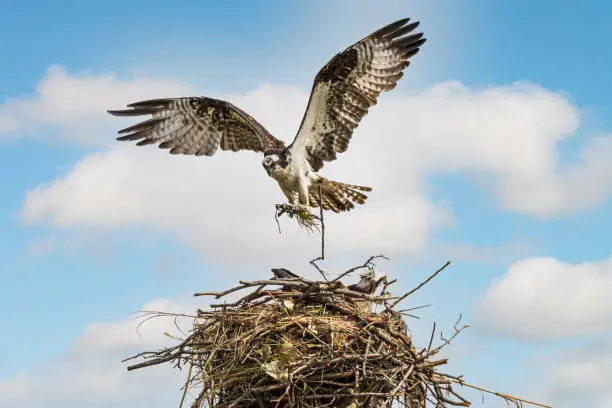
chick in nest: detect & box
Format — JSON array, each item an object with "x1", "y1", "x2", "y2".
[{"x1": 348, "y1": 268, "x2": 386, "y2": 294}]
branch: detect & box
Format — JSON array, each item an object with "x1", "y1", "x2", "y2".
[
  {"x1": 447, "y1": 378, "x2": 552, "y2": 408},
  {"x1": 390, "y1": 261, "x2": 451, "y2": 308},
  {"x1": 389, "y1": 365, "x2": 414, "y2": 396},
  {"x1": 318, "y1": 184, "x2": 324, "y2": 261},
  {"x1": 207, "y1": 284, "x2": 268, "y2": 308},
  {"x1": 309, "y1": 185, "x2": 328, "y2": 280},
  {"x1": 429, "y1": 313, "x2": 469, "y2": 356},
  {"x1": 126, "y1": 353, "x2": 178, "y2": 371},
  {"x1": 309, "y1": 257, "x2": 328, "y2": 281},
  {"x1": 178, "y1": 357, "x2": 194, "y2": 408},
  {"x1": 332, "y1": 254, "x2": 389, "y2": 282},
  {"x1": 193, "y1": 283, "x2": 250, "y2": 298}
]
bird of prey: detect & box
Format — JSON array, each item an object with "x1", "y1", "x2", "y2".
[{"x1": 108, "y1": 18, "x2": 426, "y2": 213}]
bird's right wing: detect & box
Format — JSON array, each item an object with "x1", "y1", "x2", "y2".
[{"x1": 108, "y1": 97, "x2": 285, "y2": 156}]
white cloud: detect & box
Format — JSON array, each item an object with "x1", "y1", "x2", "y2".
[
  {"x1": 0, "y1": 298, "x2": 196, "y2": 408},
  {"x1": 475, "y1": 256, "x2": 612, "y2": 340},
  {"x1": 438, "y1": 239, "x2": 533, "y2": 265},
  {"x1": 371, "y1": 81, "x2": 612, "y2": 215},
  {"x1": 521, "y1": 339, "x2": 612, "y2": 408},
  {"x1": 12, "y1": 68, "x2": 612, "y2": 267},
  {"x1": 19, "y1": 143, "x2": 445, "y2": 269},
  {"x1": 0, "y1": 65, "x2": 195, "y2": 144}
]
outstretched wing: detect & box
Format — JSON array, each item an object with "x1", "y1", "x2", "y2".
[
  {"x1": 290, "y1": 18, "x2": 426, "y2": 171},
  {"x1": 108, "y1": 97, "x2": 285, "y2": 156}
]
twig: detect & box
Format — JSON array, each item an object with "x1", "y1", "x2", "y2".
[
  {"x1": 318, "y1": 184, "x2": 324, "y2": 260},
  {"x1": 194, "y1": 283, "x2": 250, "y2": 298},
  {"x1": 429, "y1": 313, "x2": 469, "y2": 356},
  {"x1": 309, "y1": 185, "x2": 327, "y2": 280},
  {"x1": 274, "y1": 205, "x2": 283, "y2": 234},
  {"x1": 237, "y1": 279, "x2": 311, "y2": 287},
  {"x1": 427, "y1": 322, "x2": 436, "y2": 353},
  {"x1": 274, "y1": 385, "x2": 291, "y2": 408},
  {"x1": 398, "y1": 304, "x2": 431, "y2": 313},
  {"x1": 250, "y1": 383, "x2": 286, "y2": 393},
  {"x1": 304, "y1": 392, "x2": 391, "y2": 399},
  {"x1": 332, "y1": 254, "x2": 389, "y2": 282},
  {"x1": 209, "y1": 284, "x2": 269, "y2": 308},
  {"x1": 178, "y1": 357, "x2": 194, "y2": 408},
  {"x1": 126, "y1": 353, "x2": 178, "y2": 371},
  {"x1": 390, "y1": 261, "x2": 451, "y2": 308},
  {"x1": 390, "y1": 365, "x2": 414, "y2": 396},
  {"x1": 309, "y1": 257, "x2": 328, "y2": 281},
  {"x1": 226, "y1": 390, "x2": 250, "y2": 408},
  {"x1": 448, "y1": 378, "x2": 552, "y2": 408}
]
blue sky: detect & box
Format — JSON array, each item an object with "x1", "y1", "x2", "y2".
[{"x1": 1, "y1": 1, "x2": 612, "y2": 407}]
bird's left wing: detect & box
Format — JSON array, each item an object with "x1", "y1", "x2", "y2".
[
  {"x1": 289, "y1": 18, "x2": 426, "y2": 171},
  {"x1": 108, "y1": 97, "x2": 285, "y2": 156}
]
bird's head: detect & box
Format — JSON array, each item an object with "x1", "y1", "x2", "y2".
[{"x1": 262, "y1": 149, "x2": 292, "y2": 176}]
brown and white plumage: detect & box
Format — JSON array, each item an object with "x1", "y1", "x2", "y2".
[
  {"x1": 290, "y1": 17, "x2": 425, "y2": 171},
  {"x1": 107, "y1": 18, "x2": 426, "y2": 213},
  {"x1": 108, "y1": 97, "x2": 285, "y2": 156}
]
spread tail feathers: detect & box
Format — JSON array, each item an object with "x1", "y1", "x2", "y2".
[{"x1": 308, "y1": 178, "x2": 372, "y2": 213}]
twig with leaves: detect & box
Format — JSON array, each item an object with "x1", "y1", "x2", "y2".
[{"x1": 274, "y1": 203, "x2": 321, "y2": 233}]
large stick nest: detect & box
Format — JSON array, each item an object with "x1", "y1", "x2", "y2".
[
  {"x1": 125, "y1": 260, "x2": 475, "y2": 407},
  {"x1": 124, "y1": 258, "x2": 549, "y2": 408}
]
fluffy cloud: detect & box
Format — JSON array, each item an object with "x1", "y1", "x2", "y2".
[
  {"x1": 550, "y1": 346, "x2": 612, "y2": 403},
  {"x1": 0, "y1": 298, "x2": 196, "y2": 408},
  {"x1": 12, "y1": 68, "x2": 612, "y2": 266},
  {"x1": 0, "y1": 65, "x2": 195, "y2": 144},
  {"x1": 19, "y1": 143, "x2": 445, "y2": 269},
  {"x1": 475, "y1": 256, "x2": 612, "y2": 340},
  {"x1": 520, "y1": 339, "x2": 612, "y2": 408},
  {"x1": 373, "y1": 81, "x2": 612, "y2": 215},
  {"x1": 438, "y1": 240, "x2": 532, "y2": 265}
]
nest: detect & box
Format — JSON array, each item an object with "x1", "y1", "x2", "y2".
[{"x1": 124, "y1": 258, "x2": 549, "y2": 408}]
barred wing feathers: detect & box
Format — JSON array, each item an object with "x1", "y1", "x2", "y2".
[
  {"x1": 107, "y1": 97, "x2": 285, "y2": 156},
  {"x1": 290, "y1": 18, "x2": 426, "y2": 170}
]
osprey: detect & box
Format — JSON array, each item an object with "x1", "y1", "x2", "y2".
[{"x1": 108, "y1": 18, "x2": 426, "y2": 213}]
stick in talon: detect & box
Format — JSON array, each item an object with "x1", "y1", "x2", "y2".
[{"x1": 274, "y1": 203, "x2": 321, "y2": 232}]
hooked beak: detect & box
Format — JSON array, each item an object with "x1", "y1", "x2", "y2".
[{"x1": 263, "y1": 162, "x2": 272, "y2": 176}]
